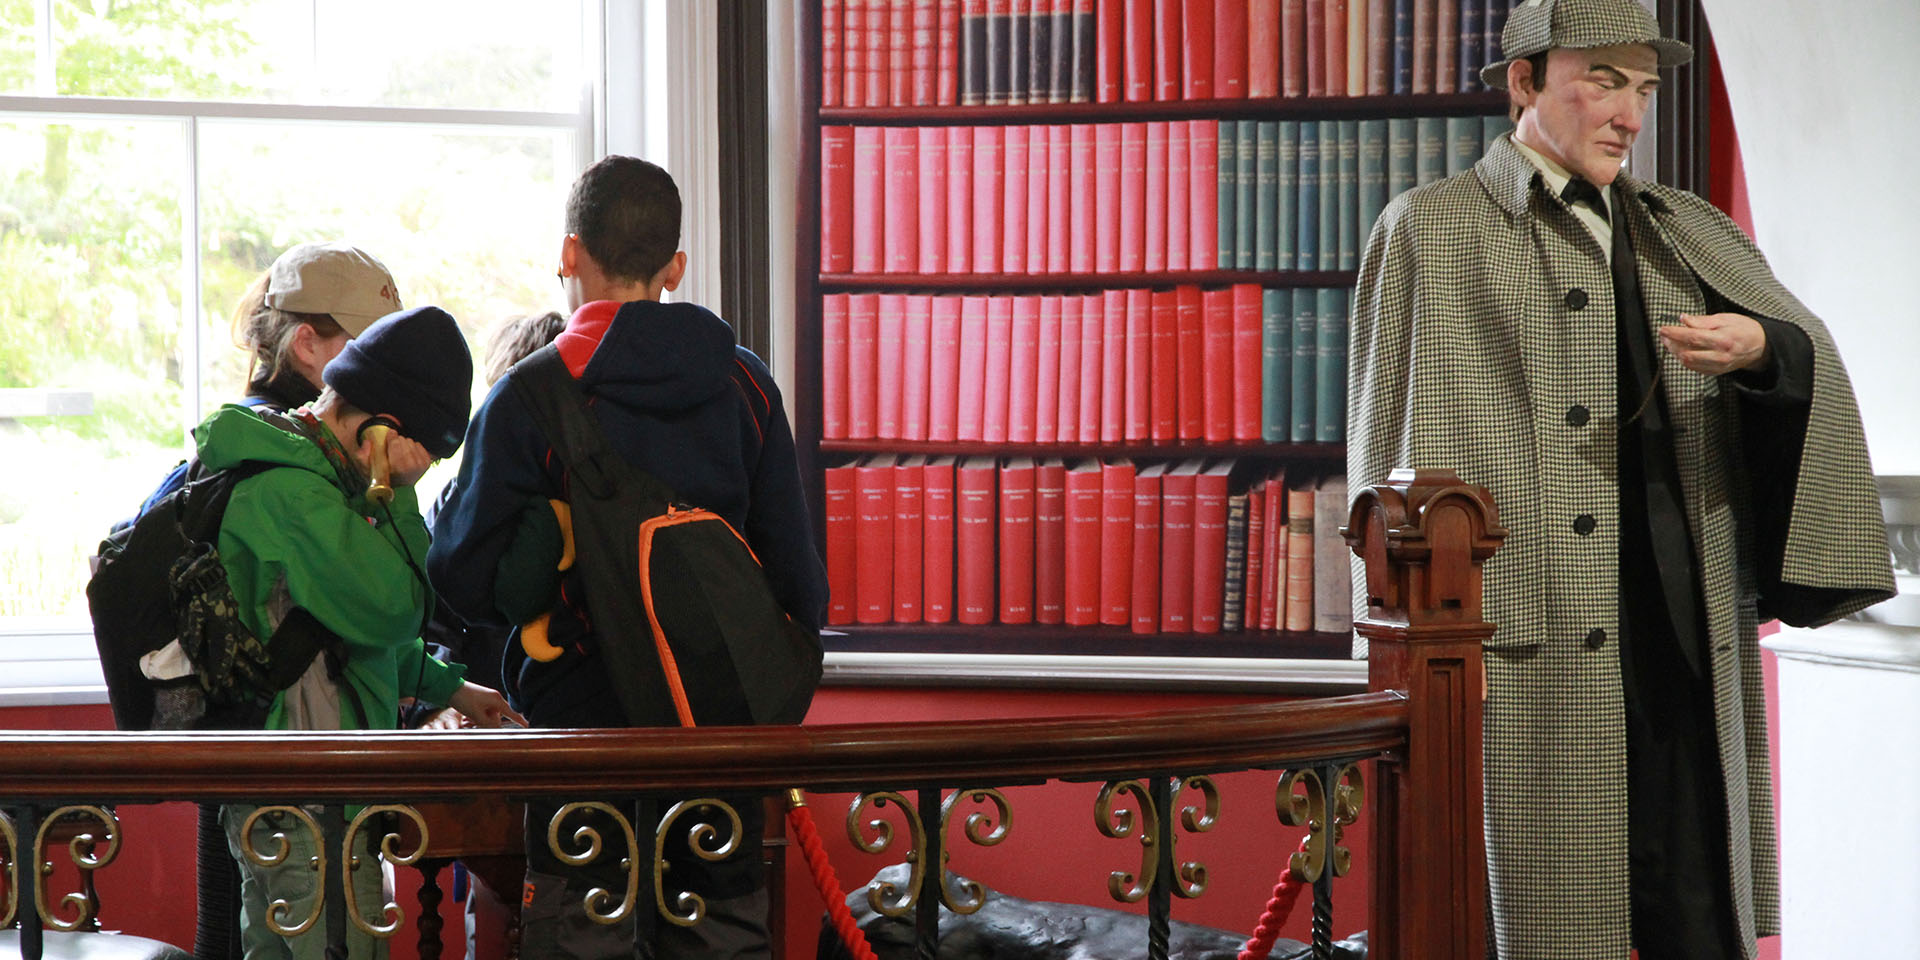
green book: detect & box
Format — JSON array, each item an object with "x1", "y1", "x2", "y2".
[
  {"x1": 1261, "y1": 287, "x2": 1291, "y2": 442},
  {"x1": 1315, "y1": 287, "x2": 1348, "y2": 443},
  {"x1": 1297, "y1": 122, "x2": 1319, "y2": 272},
  {"x1": 1358, "y1": 119, "x2": 1389, "y2": 250},
  {"x1": 1338, "y1": 120, "x2": 1359, "y2": 271},
  {"x1": 1236, "y1": 119, "x2": 1258, "y2": 270},
  {"x1": 1290, "y1": 288, "x2": 1317, "y2": 443},
  {"x1": 1219, "y1": 121, "x2": 1238, "y2": 270},
  {"x1": 1447, "y1": 115, "x2": 1481, "y2": 177},
  {"x1": 1277, "y1": 120, "x2": 1299, "y2": 271},
  {"x1": 1416, "y1": 116, "x2": 1447, "y2": 186},
  {"x1": 1318, "y1": 120, "x2": 1338, "y2": 271},
  {"x1": 1482, "y1": 113, "x2": 1515, "y2": 151},
  {"x1": 1255, "y1": 121, "x2": 1279, "y2": 271},
  {"x1": 1387, "y1": 117, "x2": 1417, "y2": 200}
]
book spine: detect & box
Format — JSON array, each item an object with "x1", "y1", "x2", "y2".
[
  {"x1": 1002, "y1": 124, "x2": 1030, "y2": 274},
  {"x1": 820, "y1": 126, "x2": 855, "y2": 273},
  {"x1": 961, "y1": 0, "x2": 986, "y2": 103},
  {"x1": 917, "y1": 128, "x2": 949, "y2": 274},
  {"x1": 877, "y1": 293, "x2": 906, "y2": 438},
  {"x1": 1447, "y1": 114, "x2": 1481, "y2": 177},
  {"x1": 1260, "y1": 287, "x2": 1291, "y2": 442},
  {"x1": 1304, "y1": 0, "x2": 1326, "y2": 97},
  {"x1": 848, "y1": 293, "x2": 879, "y2": 439},
  {"x1": 1144, "y1": 120, "x2": 1168, "y2": 272},
  {"x1": 1166, "y1": 119, "x2": 1190, "y2": 270},
  {"x1": 1095, "y1": 122, "x2": 1123, "y2": 272},
  {"x1": 1255, "y1": 120, "x2": 1279, "y2": 271},
  {"x1": 1027, "y1": 122, "x2": 1050, "y2": 273},
  {"x1": 1338, "y1": 119, "x2": 1359, "y2": 270},
  {"x1": 1358, "y1": 118, "x2": 1388, "y2": 247},
  {"x1": 902, "y1": 295, "x2": 932, "y2": 441},
  {"x1": 824, "y1": 0, "x2": 844, "y2": 108},
  {"x1": 1174, "y1": 284, "x2": 1204, "y2": 439},
  {"x1": 1222, "y1": 493, "x2": 1249, "y2": 632},
  {"x1": 1188, "y1": 119, "x2": 1218, "y2": 270},
  {"x1": 1214, "y1": 0, "x2": 1247, "y2": 98},
  {"x1": 1215, "y1": 120, "x2": 1236, "y2": 270},
  {"x1": 1152, "y1": 0, "x2": 1183, "y2": 101},
  {"x1": 1315, "y1": 287, "x2": 1347, "y2": 442},
  {"x1": 1366, "y1": 0, "x2": 1390, "y2": 94},
  {"x1": 846, "y1": 0, "x2": 868, "y2": 107},
  {"x1": 1231, "y1": 283, "x2": 1263, "y2": 441},
  {"x1": 1482, "y1": 113, "x2": 1514, "y2": 151},
  {"x1": 1411, "y1": 0, "x2": 1434, "y2": 95},
  {"x1": 1123, "y1": 0, "x2": 1153, "y2": 102},
  {"x1": 855, "y1": 459, "x2": 895, "y2": 622},
  {"x1": 891, "y1": 0, "x2": 914, "y2": 105},
  {"x1": 1047, "y1": 124, "x2": 1072, "y2": 272},
  {"x1": 1034, "y1": 460, "x2": 1067, "y2": 623},
  {"x1": 1099, "y1": 461, "x2": 1135, "y2": 626},
  {"x1": 1029, "y1": 0, "x2": 1053, "y2": 104},
  {"x1": 998, "y1": 460, "x2": 1036, "y2": 623},
  {"x1": 1415, "y1": 114, "x2": 1446, "y2": 186},
  {"x1": 1119, "y1": 121, "x2": 1148, "y2": 273},
  {"x1": 852, "y1": 126, "x2": 885, "y2": 273},
  {"x1": 1244, "y1": 480, "x2": 1265, "y2": 629},
  {"x1": 1099, "y1": 288, "x2": 1126, "y2": 443},
  {"x1": 1312, "y1": 474, "x2": 1353, "y2": 633},
  {"x1": 1248, "y1": 0, "x2": 1281, "y2": 98},
  {"x1": 1387, "y1": 116, "x2": 1416, "y2": 198},
  {"x1": 913, "y1": 0, "x2": 939, "y2": 104},
  {"x1": 1077, "y1": 292, "x2": 1104, "y2": 442},
  {"x1": 956, "y1": 295, "x2": 989, "y2": 441},
  {"x1": 1123, "y1": 286, "x2": 1151, "y2": 441},
  {"x1": 1035, "y1": 295, "x2": 1061, "y2": 442},
  {"x1": 1075, "y1": 0, "x2": 1100, "y2": 102},
  {"x1": 1201, "y1": 287, "x2": 1234, "y2": 443},
  {"x1": 1096, "y1": 0, "x2": 1124, "y2": 102},
  {"x1": 893, "y1": 461, "x2": 925, "y2": 621},
  {"x1": 1458, "y1": 0, "x2": 1482, "y2": 92},
  {"x1": 1346, "y1": 0, "x2": 1366, "y2": 96},
  {"x1": 869, "y1": 0, "x2": 891, "y2": 104},
  {"x1": 987, "y1": 0, "x2": 1012, "y2": 104},
  {"x1": 1326, "y1": 0, "x2": 1348, "y2": 97},
  {"x1": 1434, "y1": 0, "x2": 1456, "y2": 93},
  {"x1": 983, "y1": 295, "x2": 1014, "y2": 443},
  {"x1": 1261, "y1": 477, "x2": 1285, "y2": 629},
  {"x1": 884, "y1": 126, "x2": 920, "y2": 273},
  {"x1": 1234, "y1": 118, "x2": 1257, "y2": 269},
  {"x1": 955, "y1": 461, "x2": 997, "y2": 625},
  {"x1": 1485, "y1": 0, "x2": 1506, "y2": 74},
  {"x1": 1281, "y1": 0, "x2": 1306, "y2": 98},
  {"x1": 940, "y1": 0, "x2": 963, "y2": 103},
  {"x1": 1317, "y1": 119, "x2": 1338, "y2": 271},
  {"x1": 1392, "y1": 0, "x2": 1412, "y2": 95},
  {"x1": 929, "y1": 295, "x2": 962, "y2": 441},
  {"x1": 1008, "y1": 0, "x2": 1031, "y2": 105},
  {"x1": 922, "y1": 460, "x2": 956, "y2": 622},
  {"x1": 1130, "y1": 469, "x2": 1161, "y2": 634},
  {"x1": 1050, "y1": 0, "x2": 1075, "y2": 102},
  {"x1": 1193, "y1": 470, "x2": 1229, "y2": 633},
  {"x1": 947, "y1": 126, "x2": 973, "y2": 272},
  {"x1": 1009, "y1": 294, "x2": 1040, "y2": 443},
  {"x1": 822, "y1": 293, "x2": 849, "y2": 440},
  {"x1": 1283, "y1": 484, "x2": 1315, "y2": 632},
  {"x1": 1290, "y1": 288, "x2": 1317, "y2": 443},
  {"x1": 1277, "y1": 120, "x2": 1298, "y2": 270},
  {"x1": 825, "y1": 464, "x2": 856, "y2": 625},
  {"x1": 1070, "y1": 124, "x2": 1097, "y2": 272},
  {"x1": 1158, "y1": 471, "x2": 1195, "y2": 632},
  {"x1": 1296, "y1": 121, "x2": 1319, "y2": 271},
  {"x1": 1056, "y1": 292, "x2": 1083, "y2": 441},
  {"x1": 972, "y1": 125, "x2": 1004, "y2": 273},
  {"x1": 1183, "y1": 0, "x2": 1214, "y2": 101},
  {"x1": 1063, "y1": 463, "x2": 1103, "y2": 625},
  {"x1": 1149, "y1": 288, "x2": 1179, "y2": 441}
]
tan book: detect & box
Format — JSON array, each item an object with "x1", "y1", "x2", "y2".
[{"x1": 1283, "y1": 479, "x2": 1316, "y2": 632}]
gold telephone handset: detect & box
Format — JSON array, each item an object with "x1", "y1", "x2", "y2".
[
  {"x1": 358, "y1": 416, "x2": 402, "y2": 507},
  {"x1": 519, "y1": 500, "x2": 576, "y2": 662}
]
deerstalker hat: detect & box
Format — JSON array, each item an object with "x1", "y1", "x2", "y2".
[{"x1": 1482, "y1": 0, "x2": 1693, "y2": 90}]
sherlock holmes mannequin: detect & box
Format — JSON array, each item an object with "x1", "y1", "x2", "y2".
[{"x1": 1345, "y1": 0, "x2": 1894, "y2": 957}]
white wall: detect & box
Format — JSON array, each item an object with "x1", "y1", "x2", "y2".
[{"x1": 1703, "y1": 0, "x2": 1920, "y2": 475}]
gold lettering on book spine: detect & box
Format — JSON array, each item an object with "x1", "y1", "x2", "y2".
[{"x1": 344, "y1": 805, "x2": 430, "y2": 937}]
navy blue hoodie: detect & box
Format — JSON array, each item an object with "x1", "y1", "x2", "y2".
[{"x1": 427, "y1": 299, "x2": 827, "y2": 728}]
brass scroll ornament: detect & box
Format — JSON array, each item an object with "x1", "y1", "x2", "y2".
[
  {"x1": 847, "y1": 791, "x2": 923, "y2": 918},
  {"x1": 1172, "y1": 776, "x2": 1218, "y2": 900},
  {"x1": 1094, "y1": 779, "x2": 1158, "y2": 904},
  {"x1": 655, "y1": 799, "x2": 742, "y2": 928},
  {"x1": 547, "y1": 801, "x2": 640, "y2": 926},
  {"x1": 31, "y1": 806, "x2": 120, "y2": 932},
  {"x1": 238, "y1": 805, "x2": 327, "y2": 937},
  {"x1": 1276, "y1": 764, "x2": 1365, "y2": 884},
  {"x1": 343, "y1": 805, "x2": 430, "y2": 938},
  {"x1": 937, "y1": 788, "x2": 1011, "y2": 914}
]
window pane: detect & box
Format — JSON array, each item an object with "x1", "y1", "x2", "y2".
[
  {"x1": 53, "y1": 0, "x2": 585, "y2": 111},
  {"x1": 0, "y1": 2, "x2": 36, "y2": 95},
  {"x1": 0, "y1": 116, "x2": 188, "y2": 618}
]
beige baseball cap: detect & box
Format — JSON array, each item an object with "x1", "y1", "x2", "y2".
[
  {"x1": 1482, "y1": 0, "x2": 1693, "y2": 90},
  {"x1": 266, "y1": 242, "x2": 403, "y2": 336}
]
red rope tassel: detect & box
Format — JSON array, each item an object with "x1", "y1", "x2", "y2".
[
  {"x1": 786, "y1": 789, "x2": 881, "y2": 960},
  {"x1": 1236, "y1": 835, "x2": 1313, "y2": 960}
]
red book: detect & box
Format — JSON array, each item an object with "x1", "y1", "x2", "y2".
[
  {"x1": 852, "y1": 127, "x2": 885, "y2": 273},
  {"x1": 1009, "y1": 294, "x2": 1040, "y2": 443},
  {"x1": 877, "y1": 293, "x2": 907, "y2": 439},
  {"x1": 1026, "y1": 122, "x2": 1049, "y2": 273},
  {"x1": 821, "y1": 126, "x2": 854, "y2": 273},
  {"x1": 1434, "y1": 0, "x2": 1456, "y2": 93},
  {"x1": 1412, "y1": 0, "x2": 1435, "y2": 94},
  {"x1": 848, "y1": 293, "x2": 880, "y2": 439},
  {"x1": 893, "y1": 456, "x2": 925, "y2": 621},
  {"x1": 1174, "y1": 285, "x2": 1204, "y2": 439},
  {"x1": 998, "y1": 457, "x2": 1036, "y2": 623},
  {"x1": 891, "y1": 0, "x2": 914, "y2": 105},
  {"x1": 1099, "y1": 459, "x2": 1136, "y2": 626},
  {"x1": 868, "y1": 0, "x2": 891, "y2": 106},
  {"x1": 824, "y1": 462, "x2": 857, "y2": 625},
  {"x1": 1325, "y1": 0, "x2": 1347, "y2": 97},
  {"x1": 1284, "y1": 481, "x2": 1316, "y2": 632},
  {"x1": 822, "y1": 293, "x2": 849, "y2": 440},
  {"x1": 1231, "y1": 284, "x2": 1263, "y2": 441},
  {"x1": 1201, "y1": 286, "x2": 1233, "y2": 442},
  {"x1": 929, "y1": 296, "x2": 962, "y2": 441},
  {"x1": 1078, "y1": 291, "x2": 1104, "y2": 442},
  {"x1": 947, "y1": 126, "x2": 974, "y2": 273},
  {"x1": 824, "y1": 0, "x2": 844, "y2": 108},
  {"x1": 1063, "y1": 459, "x2": 1105, "y2": 625},
  {"x1": 1068, "y1": 124, "x2": 1096, "y2": 272},
  {"x1": 971, "y1": 126, "x2": 1003, "y2": 273},
  {"x1": 913, "y1": 0, "x2": 940, "y2": 104},
  {"x1": 1056, "y1": 294, "x2": 1083, "y2": 442},
  {"x1": 1213, "y1": 0, "x2": 1247, "y2": 98},
  {"x1": 1119, "y1": 121, "x2": 1147, "y2": 273},
  {"x1": 1046, "y1": 124, "x2": 1071, "y2": 272},
  {"x1": 1167, "y1": 120, "x2": 1189, "y2": 270},
  {"x1": 1123, "y1": 287, "x2": 1151, "y2": 442},
  {"x1": 1192, "y1": 461, "x2": 1232, "y2": 633},
  {"x1": 939, "y1": 0, "x2": 963, "y2": 103},
  {"x1": 1099, "y1": 288, "x2": 1126, "y2": 443},
  {"x1": 1149, "y1": 288, "x2": 1178, "y2": 441},
  {"x1": 1248, "y1": 0, "x2": 1281, "y2": 97},
  {"x1": 1365, "y1": 0, "x2": 1389, "y2": 95},
  {"x1": 984, "y1": 295, "x2": 1013, "y2": 443},
  {"x1": 955, "y1": 456, "x2": 998, "y2": 625},
  {"x1": 1122, "y1": 0, "x2": 1152, "y2": 102},
  {"x1": 902, "y1": 294, "x2": 933, "y2": 440},
  {"x1": 1096, "y1": 0, "x2": 1125, "y2": 103},
  {"x1": 1262, "y1": 472, "x2": 1286, "y2": 630},
  {"x1": 1034, "y1": 458, "x2": 1067, "y2": 624},
  {"x1": 922, "y1": 456, "x2": 957, "y2": 622},
  {"x1": 1001, "y1": 124, "x2": 1029, "y2": 274},
  {"x1": 956, "y1": 295, "x2": 989, "y2": 441},
  {"x1": 1188, "y1": 120, "x2": 1217, "y2": 269},
  {"x1": 1094, "y1": 123, "x2": 1122, "y2": 273},
  {"x1": 1035, "y1": 295, "x2": 1062, "y2": 443},
  {"x1": 1183, "y1": 0, "x2": 1214, "y2": 100},
  {"x1": 1281, "y1": 0, "x2": 1306, "y2": 98},
  {"x1": 1152, "y1": 0, "x2": 1183, "y2": 101},
  {"x1": 844, "y1": 0, "x2": 867, "y2": 107},
  {"x1": 1304, "y1": 0, "x2": 1326, "y2": 96},
  {"x1": 1144, "y1": 121, "x2": 1168, "y2": 272},
  {"x1": 1158, "y1": 460, "x2": 1198, "y2": 632},
  {"x1": 1244, "y1": 477, "x2": 1266, "y2": 629},
  {"x1": 1130, "y1": 462, "x2": 1165, "y2": 634},
  {"x1": 917, "y1": 126, "x2": 949, "y2": 274},
  {"x1": 883, "y1": 127, "x2": 919, "y2": 273},
  {"x1": 854, "y1": 455, "x2": 896, "y2": 623}
]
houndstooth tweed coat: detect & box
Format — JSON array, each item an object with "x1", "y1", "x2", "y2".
[{"x1": 1347, "y1": 134, "x2": 1894, "y2": 960}]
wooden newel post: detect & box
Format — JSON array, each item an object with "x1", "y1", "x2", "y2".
[{"x1": 1344, "y1": 468, "x2": 1505, "y2": 960}]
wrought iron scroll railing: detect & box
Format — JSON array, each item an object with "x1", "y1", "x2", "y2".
[{"x1": 0, "y1": 469, "x2": 1498, "y2": 960}]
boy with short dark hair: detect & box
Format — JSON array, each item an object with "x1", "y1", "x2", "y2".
[{"x1": 427, "y1": 156, "x2": 827, "y2": 960}]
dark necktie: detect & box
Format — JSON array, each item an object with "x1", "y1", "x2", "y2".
[{"x1": 1561, "y1": 177, "x2": 1606, "y2": 215}]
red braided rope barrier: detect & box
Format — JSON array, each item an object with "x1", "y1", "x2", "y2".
[
  {"x1": 786, "y1": 790, "x2": 882, "y2": 960},
  {"x1": 1236, "y1": 835, "x2": 1313, "y2": 960}
]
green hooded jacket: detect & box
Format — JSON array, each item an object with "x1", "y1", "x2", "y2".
[{"x1": 194, "y1": 404, "x2": 466, "y2": 730}]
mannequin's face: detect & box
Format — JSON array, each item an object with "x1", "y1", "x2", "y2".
[{"x1": 1513, "y1": 44, "x2": 1660, "y2": 186}]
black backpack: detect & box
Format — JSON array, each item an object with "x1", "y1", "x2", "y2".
[
  {"x1": 89, "y1": 417, "x2": 346, "y2": 730},
  {"x1": 510, "y1": 345, "x2": 823, "y2": 728}
]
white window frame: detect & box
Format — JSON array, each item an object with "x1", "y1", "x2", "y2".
[{"x1": 0, "y1": 0, "x2": 699, "y2": 704}]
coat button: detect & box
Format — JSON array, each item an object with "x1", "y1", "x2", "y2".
[
  {"x1": 1585, "y1": 628, "x2": 1606, "y2": 649},
  {"x1": 1572, "y1": 514, "x2": 1596, "y2": 536},
  {"x1": 1566, "y1": 405, "x2": 1590, "y2": 427},
  {"x1": 1565, "y1": 288, "x2": 1588, "y2": 311}
]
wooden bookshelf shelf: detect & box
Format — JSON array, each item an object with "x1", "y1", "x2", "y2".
[
  {"x1": 818, "y1": 440, "x2": 1345, "y2": 460},
  {"x1": 821, "y1": 92, "x2": 1512, "y2": 126},
  {"x1": 819, "y1": 270, "x2": 1359, "y2": 292},
  {"x1": 825, "y1": 624, "x2": 1353, "y2": 660}
]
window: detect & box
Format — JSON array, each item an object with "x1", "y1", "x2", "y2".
[{"x1": 0, "y1": 1, "x2": 656, "y2": 655}]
